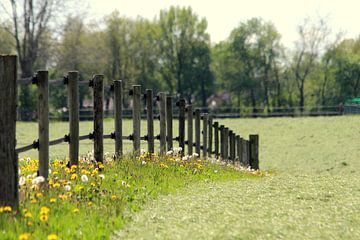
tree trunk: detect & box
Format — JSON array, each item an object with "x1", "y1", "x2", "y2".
[
  {"x1": 250, "y1": 89, "x2": 257, "y2": 116},
  {"x1": 299, "y1": 82, "x2": 305, "y2": 112}
]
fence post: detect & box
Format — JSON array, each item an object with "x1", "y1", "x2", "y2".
[
  {"x1": 208, "y1": 115, "x2": 213, "y2": 157},
  {"x1": 178, "y1": 99, "x2": 186, "y2": 154},
  {"x1": 213, "y1": 122, "x2": 219, "y2": 158},
  {"x1": 68, "y1": 71, "x2": 79, "y2": 165},
  {"x1": 166, "y1": 95, "x2": 173, "y2": 151},
  {"x1": 93, "y1": 75, "x2": 104, "y2": 163},
  {"x1": 159, "y1": 92, "x2": 166, "y2": 154},
  {"x1": 249, "y1": 134, "x2": 259, "y2": 170},
  {"x1": 0, "y1": 55, "x2": 18, "y2": 208},
  {"x1": 114, "y1": 80, "x2": 123, "y2": 156},
  {"x1": 194, "y1": 109, "x2": 201, "y2": 156},
  {"x1": 202, "y1": 114, "x2": 208, "y2": 159},
  {"x1": 230, "y1": 131, "x2": 236, "y2": 162},
  {"x1": 224, "y1": 127, "x2": 229, "y2": 160},
  {"x1": 219, "y1": 125, "x2": 224, "y2": 160},
  {"x1": 37, "y1": 71, "x2": 49, "y2": 178},
  {"x1": 236, "y1": 135, "x2": 241, "y2": 162},
  {"x1": 187, "y1": 104, "x2": 193, "y2": 155},
  {"x1": 242, "y1": 139, "x2": 249, "y2": 167},
  {"x1": 132, "y1": 85, "x2": 141, "y2": 153},
  {"x1": 146, "y1": 89, "x2": 154, "y2": 153}
]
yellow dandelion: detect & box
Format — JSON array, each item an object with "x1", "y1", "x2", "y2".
[
  {"x1": 58, "y1": 194, "x2": 68, "y2": 200},
  {"x1": 72, "y1": 208, "x2": 79, "y2": 213},
  {"x1": 87, "y1": 201, "x2": 93, "y2": 206},
  {"x1": 90, "y1": 182, "x2": 96, "y2": 187},
  {"x1": 40, "y1": 206, "x2": 50, "y2": 214},
  {"x1": 39, "y1": 214, "x2": 48, "y2": 222},
  {"x1": 70, "y1": 174, "x2": 77, "y2": 180},
  {"x1": 24, "y1": 212, "x2": 32, "y2": 218},
  {"x1": 30, "y1": 199, "x2": 37, "y2": 204},
  {"x1": 3, "y1": 206, "x2": 12, "y2": 212},
  {"x1": 35, "y1": 192, "x2": 43, "y2": 198},
  {"x1": 111, "y1": 195, "x2": 117, "y2": 200},
  {"x1": 52, "y1": 183, "x2": 60, "y2": 188},
  {"x1": 47, "y1": 233, "x2": 58, "y2": 240},
  {"x1": 18, "y1": 233, "x2": 30, "y2": 240},
  {"x1": 49, "y1": 198, "x2": 57, "y2": 203},
  {"x1": 27, "y1": 221, "x2": 33, "y2": 226},
  {"x1": 0, "y1": 207, "x2": 3, "y2": 213}
]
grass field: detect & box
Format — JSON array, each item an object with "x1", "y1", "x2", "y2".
[{"x1": 13, "y1": 115, "x2": 360, "y2": 239}]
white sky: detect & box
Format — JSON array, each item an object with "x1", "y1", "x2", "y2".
[{"x1": 88, "y1": 0, "x2": 360, "y2": 48}]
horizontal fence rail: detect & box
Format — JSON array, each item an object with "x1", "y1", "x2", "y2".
[{"x1": 1, "y1": 56, "x2": 260, "y2": 207}]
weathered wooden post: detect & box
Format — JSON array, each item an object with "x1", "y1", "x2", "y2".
[
  {"x1": 229, "y1": 131, "x2": 235, "y2": 162},
  {"x1": 202, "y1": 114, "x2": 208, "y2": 159},
  {"x1": 208, "y1": 115, "x2": 213, "y2": 157},
  {"x1": 224, "y1": 127, "x2": 229, "y2": 160},
  {"x1": 219, "y1": 125, "x2": 224, "y2": 159},
  {"x1": 228, "y1": 130, "x2": 233, "y2": 161},
  {"x1": 213, "y1": 122, "x2": 219, "y2": 158},
  {"x1": 132, "y1": 85, "x2": 141, "y2": 153},
  {"x1": 242, "y1": 139, "x2": 250, "y2": 167},
  {"x1": 194, "y1": 109, "x2": 201, "y2": 156},
  {"x1": 249, "y1": 134, "x2": 259, "y2": 170},
  {"x1": 159, "y1": 92, "x2": 166, "y2": 154},
  {"x1": 187, "y1": 105, "x2": 193, "y2": 155},
  {"x1": 93, "y1": 75, "x2": 104, "y2": 163},
  {"x1": 37, "y1": 71, "x2": 49, "y2": 178},
  {"x1": 166, "y1": 95, "x2": 173, "y2": 151},
  {"x1": 178, "y1": 99, "x2": 186, "y2": 154},
  {"x1": 114, "y1": 80, "x2": 123, "y2": 156},
  {"x1": 236, "y1": 135, "x2": 241, "y2": 162},
  {"x1": 146, "y1": 89, "x2": 154, "y2": 153},
  {"x1": 68, "y1": 71, "x2": 79, "y2": 165},
  {"x1": 0, "y1": 55, "x2": 18, "y2": 208}
]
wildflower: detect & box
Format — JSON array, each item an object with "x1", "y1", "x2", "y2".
[
  {"x1": 98, "y1": 163, "x2": 105, "y2": 169},
  {"x1": 52, "y1": 183, "x2": 60, "y2": 188},
  {"x1": 70, "y1": 174, "x2": 77, "y2": 180},
  {"x1": 90, "y1": 182, "x2": 96, "y2": 187},
  {"x1": 40, "y1": 206, "x2": 50, "y2": 214},
  {"x1": 64, "y1": 185, "x2": 71, "y2": 191},
  {"x1": 35, "y1": 192, "x2": 43, "y2": 198},
  {"x1": 58, "y1": 194, "x2": 68, "y2": 200},
  {"x1": 182, "y1": 156, "x2": 189, "y2": 161},
  {"x1": 192, "y1": 153, "x2": 199, "y2": 158},
  {"x1": 141, "y1": 160, "x2": 147, "y2": 165},
  {"x1": 111, "y1": 195, "x2": 118, "y2": 200},
  {"x1": 32, "y1": 176, "x2": 45, "y2": 185},
  {"x1": 19, "y1": 176, "x2": 26, "y2": 186},
  {"x1": 30, "y1": 199, "x2": 37, "y2": 204},
  {"x1": 72, "y1": 208, "x2": 79, "y2": 214},
  {"x1": 166, "y1": 150, "x2": 173, "y2": 156},
  {"x1": 121, "y1": 181, "x2": 127, "y2": 187},
  {"x1": 87, "y1": 201, "x2": 93, "y2": 206},
  {"x1": 3, "y1": 206, "x2": 12, "y2": 212},
  {"x1": 18, "y1": 233, "x2": 30, "y2": 240},
  {"x1": 49, "y1": 198, "x2": 57, "y2": 203},
  {"x1": 27, "y1": 221, "x2": 33, "y2": 226},
  {"x1": 0, "y1": 207, "x2": 3, "y2": 213},
  {"x1": 47, "y1": 234, "x2": 58, "y2": 240},
  {"x1": 140, "y1": 149, "x2": 146, "y2": 154},
  {"x1": 39, "y1": 214, "x2": 48, "y2": 222},
  {"x1": 99, "y1": 174, "x2": 105, "y2": 180},
  {"x1": 24, "y1": 212, "x2": 33, "y2": 218},
  {"x1": 81, "y1": 175, "x2": 89, "y2": 182}
]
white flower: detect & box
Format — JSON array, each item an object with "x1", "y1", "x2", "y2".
[
  {"x1": 192, "y1": 153, "x2": 199, "y2": 158},
  {"x1": 142, "y1": 160, "x2": 147, "y2": 165},
  {"x1": 182, "y1": 156, "x2": 189, "y2": 161},
  {"x1": 32, "y1": 176, "x2": 45, "y2": 185},
  {"x1": 121, "y1": 180, "x2": 127, "y2": 186},
  {"x1": 166, "y1": 150, "x2": 173, "y2": 156},
  {"x1": 19, "y1": 176, "x2": 26, "y2": 186},
  {"x1": 140, "y1": 149, "x2": 146, "y2": 154},
  {"x1": 81, "y1": 175, "x2": 89, "y2": 182},
  {"x1": 64, "y1": 185, "x2": 71, "y2": 191},
  {"x1": 99, "y1": 174, "x2": 105, "y2": 180},
  {"x1": 26, "y1": 157, "x2": 31, "y2": 162}
]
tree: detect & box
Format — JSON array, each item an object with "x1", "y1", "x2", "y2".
[
  {"x1": 158, "y1": 6, "x2": 213, "y2": 105},
  {"x1": 227, "y1": 18, "x2": 282, "y2": 112},
  {"x1": 291, "y1": 17, "x2": 331, "y2": 110},
  {"x1": 1, "y1": 0, "x2": 67, "y2": 119}
]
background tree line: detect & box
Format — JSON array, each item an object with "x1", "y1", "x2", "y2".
[{"x1": 1, "y1": 2, "x2": 359, "y2": 119}]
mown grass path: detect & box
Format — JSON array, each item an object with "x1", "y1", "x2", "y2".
[
  {"x1": 114, "y1": 116, "x2": 360, "y2": 239},
  {"x1": 114, "y1": 173, "x2": 360, "y2": 239}
]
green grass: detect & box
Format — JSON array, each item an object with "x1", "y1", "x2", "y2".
[
  {"x1": 116, "y1": 115, "x2": 360, "y2": 239},
  {"x1": 10, "y1": 115, "x2": 360, "y2": 239}
]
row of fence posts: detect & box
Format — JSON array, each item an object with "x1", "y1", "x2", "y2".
[{"x1": 0, "y1": 56, "x2": 259, "y2": 208}]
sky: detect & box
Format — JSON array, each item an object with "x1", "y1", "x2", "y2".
[{"x1": 88, "y1": 0, "x2": 359, "y2": 48}]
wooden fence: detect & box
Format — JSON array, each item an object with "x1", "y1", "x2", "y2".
[{"x1": 0, "y1": 55, "x2": 259, "y2": 208}]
